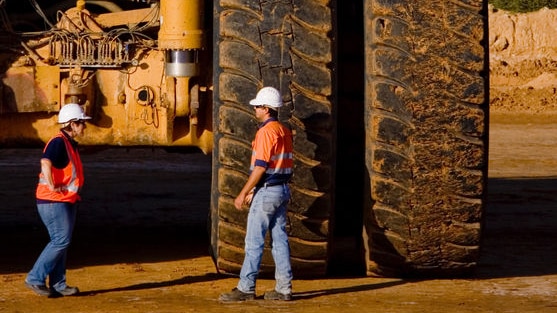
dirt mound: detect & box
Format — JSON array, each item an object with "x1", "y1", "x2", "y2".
[
  {"x1": 489, "y1": 6, "x2": 557, "y2": 64},
  {"x1": 489, "y1": 6, "x2": 557, "y2": 115}
]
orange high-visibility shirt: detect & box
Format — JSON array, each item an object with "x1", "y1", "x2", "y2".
[{"x1": 251, "y1": 118, "x2": 293, "y2": 186}]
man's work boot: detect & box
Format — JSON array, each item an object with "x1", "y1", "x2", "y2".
[
  {"x1": 219, "y1": 288, "x2": 255, "y2": 302},
  {"x1": 264, "y1": 290, "x2": 292, "y2": 301}
]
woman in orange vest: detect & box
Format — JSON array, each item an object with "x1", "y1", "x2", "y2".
[{"x1": 25, "y1": 103, "x2": 91, "y2": 297}]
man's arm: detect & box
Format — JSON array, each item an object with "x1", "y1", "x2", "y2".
[{"x1": 234, "y1": 166, "x2": 266, "y2": 210}]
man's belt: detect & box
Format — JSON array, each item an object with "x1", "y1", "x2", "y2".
[{"x1": 261, "y1": 181, "x2": 288, "y2": 187}]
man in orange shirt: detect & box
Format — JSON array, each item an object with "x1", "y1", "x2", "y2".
[{"x1": 219, "y1": 87, "x2": 294, "y2": 302}]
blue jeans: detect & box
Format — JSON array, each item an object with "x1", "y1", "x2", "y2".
[
  {"x1": 26, "y1": 202, "x2": 77, "y2": 291},
  {"x1": 237, "y1": 184, "x2": 293, "y2": 295}
]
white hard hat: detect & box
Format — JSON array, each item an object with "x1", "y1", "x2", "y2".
[
  {"x1": 58, "y1": 103, "x2": 92, "y2": 124},
  {"x1": 249, "y1": 87, "x2": 283, "y2": 108}
]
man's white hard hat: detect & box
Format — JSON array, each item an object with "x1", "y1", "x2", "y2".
[
  {"x1": 58, "y1": 103, "x2": 92, "y2": 124},
  {"x1": 249, "y1": 87, "x2": 283, "y2": 108}
]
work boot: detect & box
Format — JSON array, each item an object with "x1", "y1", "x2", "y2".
[
  {"x1": 54, "y1": 286, "x2": 80, "y2": 296},
  {"x1": 264, "y1": 290, "x2": 292, "y2": 301},
  {"x1": 24, "y1": 281, "x2": 52, "y2": 297},
  {"x1": 219, "y1": 288, "x2": 255, "y2": 302}
]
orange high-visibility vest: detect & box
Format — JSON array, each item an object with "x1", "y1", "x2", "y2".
[{"x1": 36, "y1": 132, "x2": 84, "y2": 203}]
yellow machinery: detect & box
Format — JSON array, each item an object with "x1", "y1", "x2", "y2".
[{"x1": 0, "y1": 0, "x2": 211, "y2": 152}]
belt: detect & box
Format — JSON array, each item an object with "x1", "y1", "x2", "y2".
[{"x1": 262, "y1": 182, "x2": 288, "y2": 187}]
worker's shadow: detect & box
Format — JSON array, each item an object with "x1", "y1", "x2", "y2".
[
  {"x1": 76, "y1": 273, "x2": 222, "y2": 296},
  {"x1": 292, "y1": 279, "x2": 406, "y2": 300},
  {"x1": 76, "y1": 274, "x2": 406, "y2": 299}
]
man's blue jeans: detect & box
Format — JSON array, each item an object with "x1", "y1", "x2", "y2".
[
  {"x1": 26, "y1": 202, "x2": 77, "y2": 291},
  {"x1": 237, "y1": 184, "x2": 293, "y2": 295}
]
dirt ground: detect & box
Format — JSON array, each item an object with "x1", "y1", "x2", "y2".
[{"x1": 0, "y1": 110, "x2": 556, "y2": 313}]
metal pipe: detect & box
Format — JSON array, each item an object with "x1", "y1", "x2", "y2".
[
  {"x1": 158, "y1": 0, "x2": 203, "y2": 77},
  {"x1": 175, "y1": 77, "x2": 190, "y2": 117}
]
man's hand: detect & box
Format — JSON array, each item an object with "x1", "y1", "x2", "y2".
[
  {"x1": 234, "y1": 188, "x2": 255, "y2": 210},
  {"x1": 244, "y1": 188, "x2": 254, "y2": 205},
  {"x1": 234, "y1": 166, "x2": 266, "y2": 210},
  {"x1": 234, "y1": 193, "x2": 247, "y2": 210}
]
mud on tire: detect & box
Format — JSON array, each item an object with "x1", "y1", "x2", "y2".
[{"x1": 363, "y1": 0, "x2": 488, "y2": 276}]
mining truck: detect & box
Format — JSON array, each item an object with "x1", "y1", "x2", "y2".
[{"x1": 0, "y1": 0, "x2": 488, "y2": 277}]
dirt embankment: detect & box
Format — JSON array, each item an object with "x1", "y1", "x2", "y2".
[{"x1": 489, "y1": 6, "x2": 557, "y2": 118}]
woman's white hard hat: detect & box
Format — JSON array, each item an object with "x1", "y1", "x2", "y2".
[
  {"x1": 249, "y1": 87, "x2": 283, "y2": 108},
  {"x1": 58, "y1": 103, "x2": 92, "y2": 123}
]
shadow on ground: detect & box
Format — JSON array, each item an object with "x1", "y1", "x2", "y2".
[
  {"x1": 477, "y1": 176, "x2": 557, "y2": 279},
  {"x1": 1, "y1": 148, "x2": 556, "y2": 281}
]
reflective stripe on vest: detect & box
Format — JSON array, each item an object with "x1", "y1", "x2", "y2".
[
  {"x1": 265, "y1": 152, "x2": 293, "y2": 174},
  {"x1": 250, "y1": 120, "x2": 293, "y2": 176}
]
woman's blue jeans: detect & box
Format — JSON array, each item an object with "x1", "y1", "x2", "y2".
[
  {"x1": 26, "y1": 202, "x2": 77, "y2": 291},
  {"x1": 237, "y1": 184, "x2": 293, "y2": 295}
]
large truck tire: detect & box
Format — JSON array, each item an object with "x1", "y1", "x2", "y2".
[
  {"x1": 210, "y1": 0, "x2": 335, "y2": 277},
  {"x1": 363, "y1": 1, "x2": 488, "y2": 276}
]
